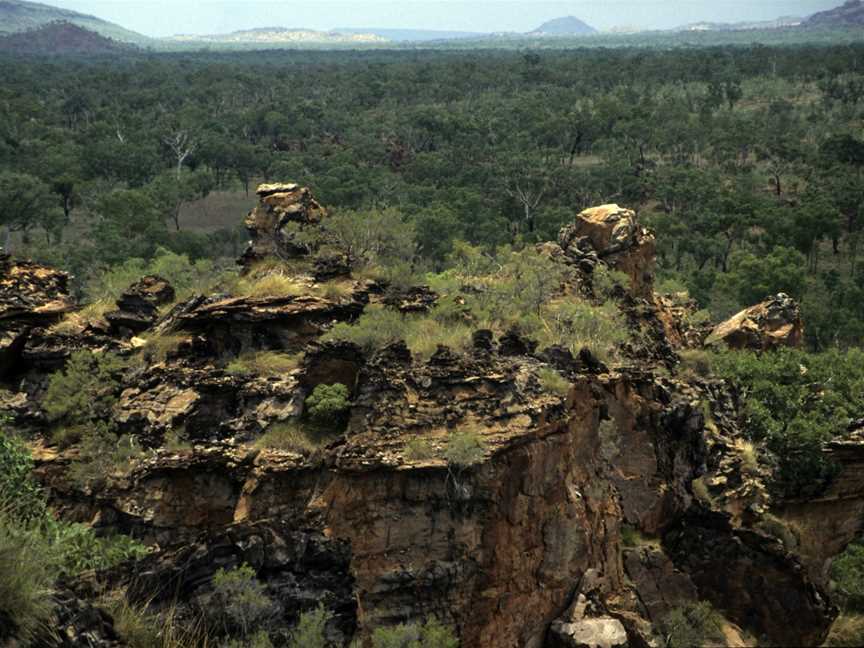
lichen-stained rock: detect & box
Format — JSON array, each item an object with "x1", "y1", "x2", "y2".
[
  {"x1": 105, "y1": 275, "x2": 175, "y2": 335},
  {"x1": 0, "y1": 254, "x2": 76, "y2": 378},
  {"x1": 548, "y1": 594, "x2": 629, "y2": 648},
  {"x1": 705, "y1": 293, "x2": 803, "y2": 350},
  {"x1": 240, "y1": 183, "x2": 327, "y2": 268},
  {"x1": 559, "y1": 204, "x2": 656, "y2": 298}
]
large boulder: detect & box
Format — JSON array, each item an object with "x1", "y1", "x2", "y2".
[
  {"x1": 706, "y1": 294, "x2": 803, "y2": 350},
  {"x1": 559, "y1": 204, "x2": 656, "y2": 298},
  {"x1": 239, "y1": 183, "x2": 327, "y2": 269},
  {"x1": 547, "y1": 595, "x2": 629, "y2": 648}
]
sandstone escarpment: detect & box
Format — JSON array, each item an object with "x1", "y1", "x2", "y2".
[{"x1": 0, "y1": 185, "x2": 847, "y2": 646}]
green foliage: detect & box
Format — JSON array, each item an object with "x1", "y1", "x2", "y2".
[
  {"x1": 43, "y1": 350, "x2": 126, "y2": 427},
  {"x1": 287, "y1": 604, "x2": 332, "y2": 648},
  {"x1": 0, "y1": 427, "x2": 44, "y2": 519},
  {"x1": 0, "y1": 508, "x2": 55, "y2": 643},
  {"x1": 832, "y1": 538, "x2": 864, "y2": 611},
  {"x1": 209, "y1": 564, "x2": 277, "y2": 639},
  {"x1": 711, "y1": 348, "x2": 864, "y2": 499},
  {"x1": 371, "y1": 618, "x2": 459, "y2": 648},
  {"x1": 445, "y1": 429, "x2": 487, "y2": 469},
  {"x1": 322, "y1": 208, "x2": 417, "y2": 273},
  {"x1": 658, "y1": 602, "x2": 726, "y2": 648},
  {"x1": 404, "y1": 437, "x2": 437, "y2": 462},
  {"x1": 305, "y1": 383, "x2": 350, "y2": 428},
  {"x1": 537, "y1": 367, "x2": 570, "y2": 397},
  {"x1": 112, "y1": 601, "x2": 205, "y2": 648}
]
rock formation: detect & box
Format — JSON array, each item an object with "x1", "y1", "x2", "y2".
[
  {"x1": 0, "y1": 187, "x2": 853, "y2": 647},
  {"x1": 559, "y1": 204, "x2": 656, "y2": 298},
  {"x1": 240, "y1": 183, "x2": 328, "y2": 269},
  {"x1": 706, "y1": 293, "x2": 803, "y2": 350}
]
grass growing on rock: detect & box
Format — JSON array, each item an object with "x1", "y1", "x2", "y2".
[
  {"x1": 404, "y1": 437, "x2": 437, "y2": 462},
  {"x1": 445, "y1": 428, "x2": 487, "y2": 469},
  {"x1": 232, "y1": 273, "x2": 306, "y2": 299},
  {"x1": 225, "y1": 351, "x2": 301, "y2": 377},
  {"x1": 256, "y1": 422, "x2": 326, "y2": 454},
  {"x1": 537, "y1": 367, "x2": 571, "y2": 397}
]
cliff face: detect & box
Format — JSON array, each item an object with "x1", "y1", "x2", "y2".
[{"x1": 0, "y1": 186, "x2": 852, "y2": 647}]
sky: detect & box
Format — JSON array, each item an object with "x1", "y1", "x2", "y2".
[{"x1": 43, "y1": 0, "x2": 845, "y2": 37}]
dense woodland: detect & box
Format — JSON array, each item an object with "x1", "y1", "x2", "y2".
[{"x1": 2, "y1": 45, "x2": 864, "y2": 349}]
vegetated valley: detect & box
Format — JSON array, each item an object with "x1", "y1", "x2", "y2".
[{"x1": 2, "y1": 37, "x2": 864, "y2": 648}]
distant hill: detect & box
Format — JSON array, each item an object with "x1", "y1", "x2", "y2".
[
  {"x1": 0, "y1": 21, "x2": 130, "y2": 54},
  {"x1": 530, "y1": 16, "x2": 597, "y2": 36},
  {"x1": 166, "y1": 27, "x2": 387, "y2": 46},
  {"x1": 676, "y1": 16, "x2": 803, "y2": 32},
  {"x1": 806, "y1": 0, "x2": 864, "y2": 26},
  {"x1": 337, "y1": 27, "x2": 485, "y2": 42},
  {"x1": 0, "y1": 0, "x2": 149, "y2": 43}
]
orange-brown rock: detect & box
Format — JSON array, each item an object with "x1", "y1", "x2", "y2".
[
  {"x1": 240, "y1": 183, "x2": 327, "y2": 268},
  {"x1": 706, "y1": 293, "x2": 803, "y2": 350},
  {"x1": 559, "y1": 204, "x2": 656, "y2": 298}
]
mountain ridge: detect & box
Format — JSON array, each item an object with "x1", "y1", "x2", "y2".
[
  {"x1": 0, "y1": 0, "x2": 149, "y2": 43},
  {"x1": 530, "y1": 15, "x2": 597, "y2": 36},
  {"x1": 0, "y1": 20, "x2": 130, "y2": 54},
  {"x1": 806, "y1": 0, "x2": 864, "y2": 26}
]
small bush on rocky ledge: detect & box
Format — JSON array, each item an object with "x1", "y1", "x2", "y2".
[
  {"x1": 658, "y1": 601, "x2": 725, "y2": 648},
  {"x1": 445, "y1": 429, "x2": 487, "y2": 469},
  {"x1": 305, "y1": 383, "x2": 351, "y2": 429},
  {"x1": 232, "y1": 273, "x2": 306, "y2": 299},
  {"x1": 371, "y1": 617, "x2": 459, "y2": 648},
  {"x1": 111, "y1": 600, "x2": 205, "y2": 648}
]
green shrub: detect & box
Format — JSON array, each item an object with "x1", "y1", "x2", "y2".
[
  {"x1": 657, "y1": 602, "x2": 725, "y2": 648},
  {"x1": 404, "y1": 437, "x2": 437, "y2": 462},
  {"x1": 141, "y1": 334, "x2": 188, "y2": 364},
  {"x1": 710, "y1": 348, "x2": 864, "y2": 499},
  {"x1": 832, "y1": 539, "x2": 864, "y2": 611},
  {"x1": 43, "y1": 351, "x2": 126, "y2": 426},
  {"x1": 322, "y1": 306, "x2": 405, "y2": 354},
  {"x1": 445, "y1": 430, "x2": 487, "y2": 469},
  {"x1": 592, "y1": 264, "x2": 630, "y2": 297},
  {"x1": 537, "y1": 367, "x2": 570, "y2": 397},
  {"x1": 288, "y1": 604, "x2": 332, "y2": 648},
  {"x1": 539, "y1": 300, "x2": 628, "y2": 363},
  {"x1": 46, "y1": 518, "x2": 148, "y2": 576},
  {"x1": 305, "y1": 383, "x2": 350, "y2": 428},
  {"x1": 0, "y1": 428, "x2": 45, "y2": 520},
  {"x1": 371, "y1": 618, "x2": 459, "y2": 648},
  {"x1": 66, "y1": 426, "x2": 142, "y2": 486},
  {"x1": 226, "y1": 630, "x2": 274, "y2": 648},
  {"x1": 209, "y1": 564, "x2": 277, "y2": 639}
]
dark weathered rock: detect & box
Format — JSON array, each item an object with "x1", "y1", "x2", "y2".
[
  {"x1": 240, "y1": 183, "x2": 327, "y2": 269},
  {"x1": 106, "y1": 275, "x2": 175, "y2": 335}
]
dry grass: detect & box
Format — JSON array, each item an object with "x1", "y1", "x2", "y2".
[
  {"x1": 233, "y1": 273, "x2": 306, "y2": 299},
  {"x1": 50, "y1": 301, "x2": 113, "y2": 335},
  {"x1": 141, "y1": 334, "x2": 188, "y2": 364},
  {"x1": 255, "y1": 422, "x2": 324, "y2": 454},
  {"x1": 318, "y1": 281, "x2": 354, "y2": 302},
  {"x1": 825, "y1": 614, "x2": 864, "y2": 647},
  {"x1": 404, "y1": 319, "x2": 473, "y2": 360},
  {"x1": 678, "y1": 349, "x2": 715, "y2": 379},
  {"x1": 736, "y1": 440, "x2": 760, "y2": 474},
  {"x1": 110, "y1": 597, "x2": 209, "y2": 648},
  {"x1": 691, "y1": 477, "x2": 713, "y2": 505},
  {"x1": 225, "y1": 351, "x2": 301, "y2": 377},
  {"x1": 404, "y1": 437, "x2": 437, "y2": 462}
]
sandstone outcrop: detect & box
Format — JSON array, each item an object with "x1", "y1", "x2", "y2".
[
  {"x1": 2, "y1": 191, "x2": 848, "y2": 647},
  {"x1": 706, "y1": 293, "x2": 803, "y2": 350},
  {"x1": 239, "y1": 183, "x2": 327, "y2": 269},
  {"x1": 559, "y1": 204, "x2": 656, "y2": 298}
]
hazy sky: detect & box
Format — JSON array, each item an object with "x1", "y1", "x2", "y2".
[{"x1": 45, "y1": 0, "x2": 844, "y2": 36}]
